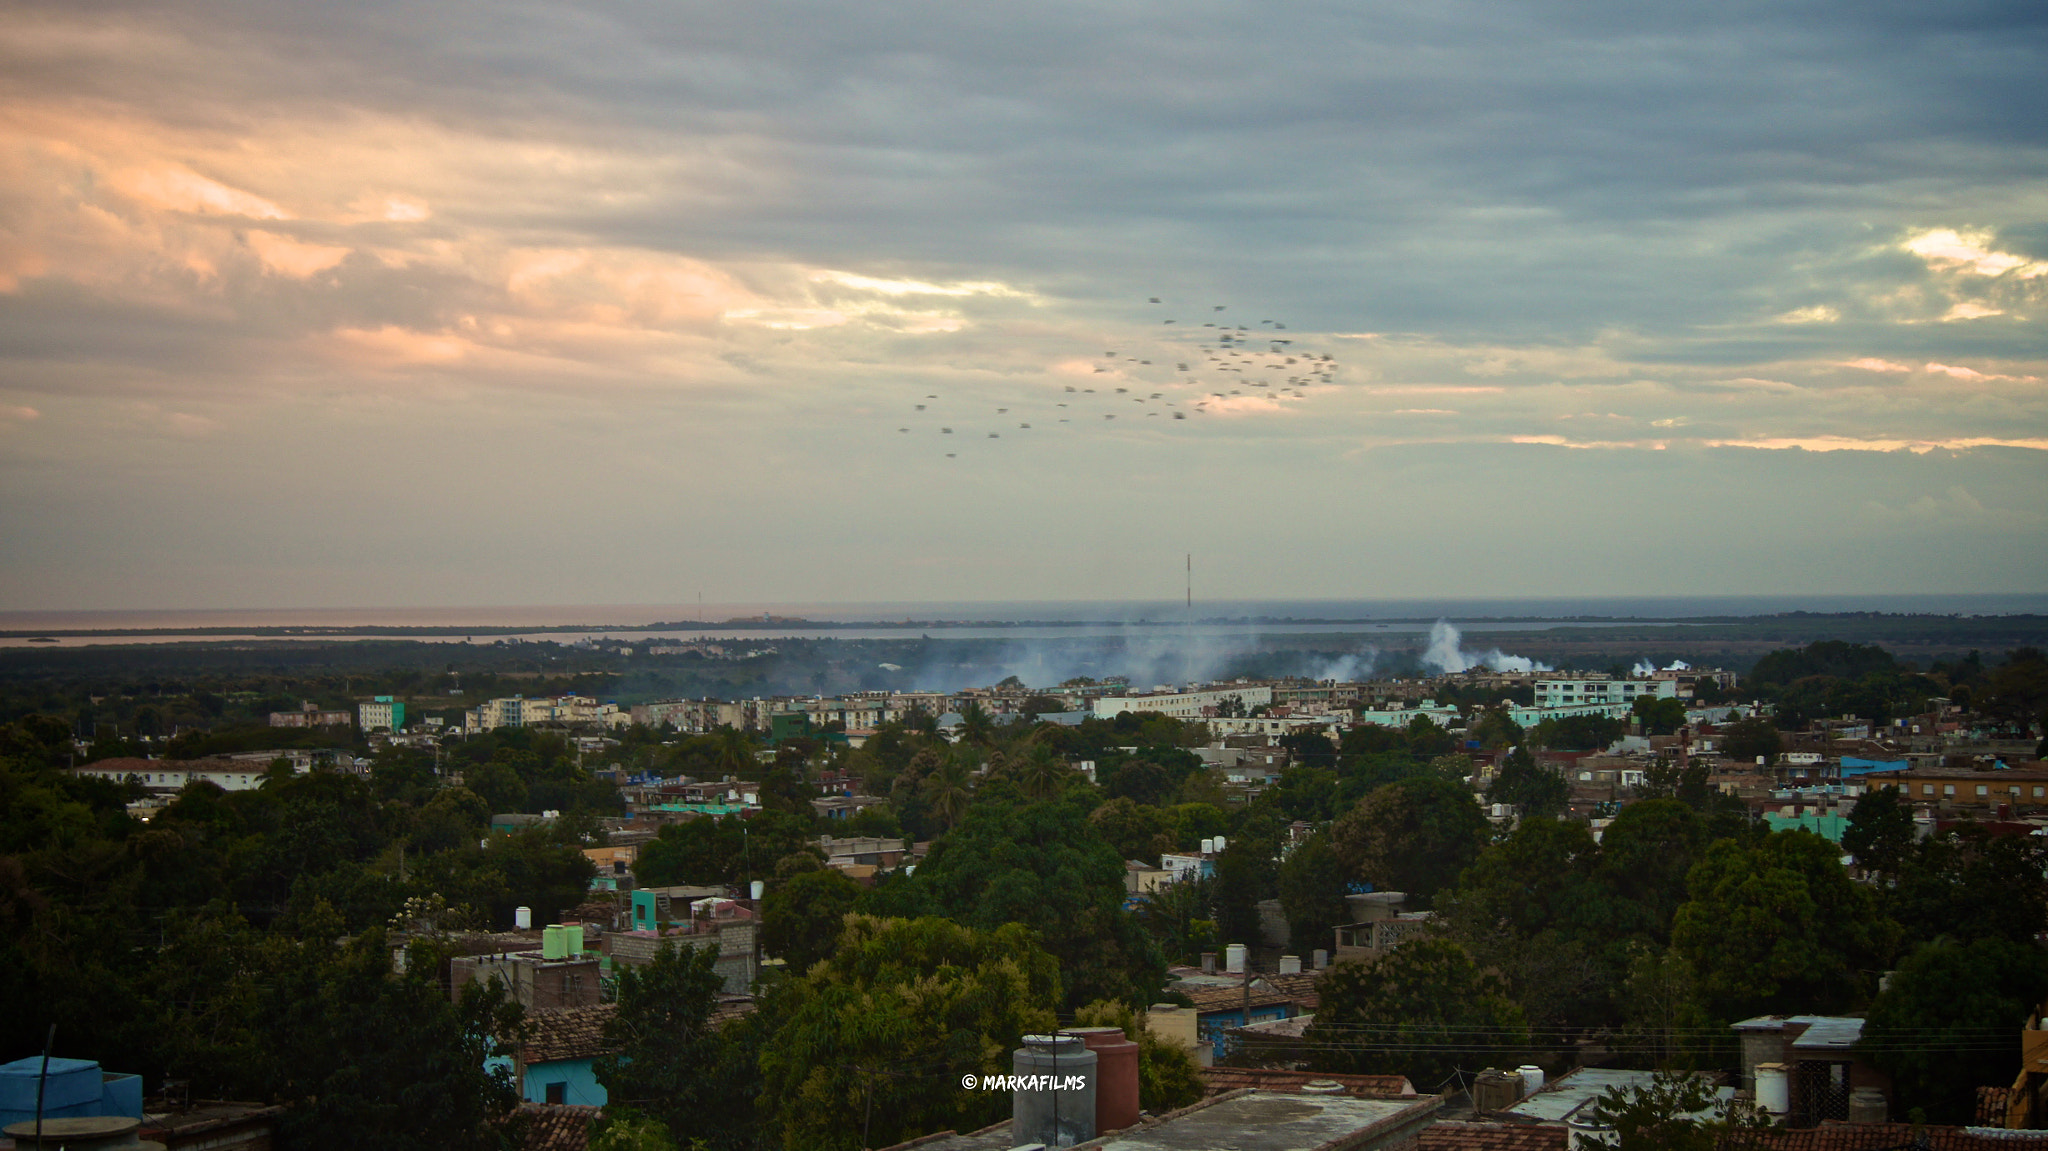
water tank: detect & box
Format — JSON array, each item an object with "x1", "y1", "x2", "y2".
[
  {"x1": 750, "y1": 879, "x2": 766, "y2": 901},
  {"x1": 1312, "y1": 948, "x2": 1329, "y2": 969},
  {"x1": 1200, "y1": 952, "x2": 1216, "y2": 974},
  {"x1": 1214, "y1": 836, "x2": 1227, "y2": 852},
  {"x1": 1065, "y1": 1027, "x2": 1140, "y2": 1132},
  {"x1": 1200, "y1": 838, "x2": 1215, "y2": 855},
  {"x1": 514, "y1": 906, "x2": 532, "y2": 930},
  {"x1": 1472, "y1": 1069, "x2": 1523, "y2": 1112},
  {"x1": 1848, "y1": 1086, "x2": 1887, "y2": 1124},
  {"x1": 1754, "y1": 1063, "x2": 1789, "y2": 1118},
  {"x1": 1299, "y1": 1080, "x2": 1347, "y2": 1095},
  {"x1": 1012, "y1": 1034, "x2": 1097, "y2": 1149},
  {"x1": 1517, "y1": 1065, "x2": 1546, "y2": 1095},
  {"x1": 1566, "y1": 1114, "x2": 1615, "y2": 1149},
  {"x1": 1278, "y1": 955, "x2": 1301, "y2": 975},
  {"x1": 1225, "y1": 943, "x2": 1247, "y2": 973},
  {"x1": 543, "y1": 924, "x2": 569, "y2": 960}
]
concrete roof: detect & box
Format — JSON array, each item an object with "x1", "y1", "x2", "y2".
[
  {"x1": 1503, "y1": 1068, "x2": 1731, "y2": 1124},
  {"x1": 885, "y1": 1091, "x2": 1439, "y2": 1151},
  {"x1": 1086, "y1": 1091, "x2": 1437, "y2": 1151}
]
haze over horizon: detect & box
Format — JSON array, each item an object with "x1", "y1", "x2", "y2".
[{"x1": 2, "y1": 0, "x2": 2045, "y2": 610}]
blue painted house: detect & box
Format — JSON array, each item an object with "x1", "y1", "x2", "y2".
[{"x1": 506, "y1": 1004, "x2": 616, "y2": 1107}]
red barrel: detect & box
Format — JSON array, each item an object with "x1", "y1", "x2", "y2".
[{"x1": 1066, "y1": 1027, "x2": 1142, "y2": 1132}]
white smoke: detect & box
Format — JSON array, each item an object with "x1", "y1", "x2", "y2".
[
  {"x1": 1631, "y1": 658, "x2": 1690, "y2": 676},
  {"x1": 1314, "y1": 647, "x2": 1379, "y2": 682},
  {"x1": 1420, "y1": 619, "x2": 1552, "y2": 674}
]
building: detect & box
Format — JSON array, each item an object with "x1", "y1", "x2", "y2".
[
  {"x1": 466, "y1": 695, "x2": 627, "y2": 733},
  {"x1": 1862, "y1": 766, "x2": 2048, "y2": 813},
  {"x1": 1093, "y1": 685, "x2": 1275, "y2": 720},
  {"x1": 1351, "y1": 700, "x2": 1461, "y2": 729},
  {"x1": 0, "y1": 1055, "x2": 143, "y2": 1127},
  {"x1": 74, "y1": 756, "x2": 277, "y2": 794},
  {"x1": 359, "y1": 695, "x2": 406, "y2": 731},
  {"x1": 268, "y1": 701, "x2": 353, "y2": 728},
  {"x1": 610, "y1": 889, "x2": 758, "y2": 992},
  {"x1": 507, "y1": 1005, "x2": 615, "y2": 1107},
  {"x1": 1732, "y1": 1015, "x2": 1891, "y2": 1126},
  {"x1": 451, "y1": 927, "x2": 604, "y2": 1012},
  {"x1": 1531, "y1": 675, "x2": 1677, "y2": 709}
]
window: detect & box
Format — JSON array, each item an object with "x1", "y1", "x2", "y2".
[
  {"x1": 1977, "y1": 785, "x2": 1989, "y2": 797},
  {"x1": 1943, "y1": 785, "x2": 1955, "y2": 796},
  {"x1": 545, "y1": 1082, "x2": 566, "y2": 1105},
  {"x1": 2035, "y1": 787, "x2": 2045, "y2": 799},
  {"x1": 1923, "y1": 785, "x2": 1935, "y2": 796}
]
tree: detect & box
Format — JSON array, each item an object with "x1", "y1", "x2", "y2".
[
  {"x1": 1277, "y1": 832, "x2": 1349, "y2": 956},
  {"x1": 921, "y1": 761, "x2": 973, "y2": 830},
  {"x1": 1329, "y1": 777, "x2": 1488, "y2": 905},
  {"x1": 1841, "y1": 786, "x2": 1915, "y2": 875},
  {"x1": 1089, "y1": 797, "x2": 1172, "y2": 862},
  {"x1": 1631, "y1": 696, "x2": 1688, "y2": 736},
  {"x1": 1719, "y1": 717, "x2": 1782, "y2": 765},
  {"x1": 1592, "y1": 799, "x2": 1709, "y2": 944},
  {"x1": 1861, "y1": 937, "x2": 2048, "y2": 1124},
  {"x1": 595, "y1": 941, "x2": 756, "y2": 1151},
  {"x1": 912, "y1": 795, "x2": 1165, "y2": 1007},
  {"x1": 756, "y1": 915, "x2": 1059, "y2": 1151},
  {"x1": 1883, "y1": 824, "x2": 2048, "y2": 947},
  {"x1": 1586, "y1": 1068, "x2": 1771, "y2": 1150},
  {"x1": 1305, "y1": 938, "x2": 1528, "y2": 1089},
  {"x1": 762, "y1": 867, "x2": 863, "y2": 973},
  {"x1": 267, "y1": 925, "x2": 527, "y2": 1151},
  {"x1": 1485, "y1": 748, "x2": 1568, "y2": 817},
  {"x1": 1669, "y1": 831, "x2": 1892, "y2": 1019}
]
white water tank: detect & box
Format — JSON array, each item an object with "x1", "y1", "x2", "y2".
[
  {"x1": 1200, "y1": 838, "x2": 1216, "y2": 855},
  {"x1": 1278, "y1": 955, "x2": 1301, "y2": 975},
  {"x1": 750, "y1": 880, "x2": 765, "y2": 900},
  {"x1": 1566, "y1": 1115, "x2": 1615, "y2": 1149},
  {"x1": 1754, "y1": 1063, "x2": 1789, "y2": 1118},
  {"x1": 1214, "y1": 836, "x2": 1227, "y2": 852},
  {"x1": 1517, "y1": 1065, "x2": 1546, "y2": 1095},
  {"x1": 514, "y1": 906, "x2": 532, "y2": 930},
  {"x1": 1225, "y1": 944, "x2": 1247, "y2": 973},
  {"x1": 1312, "y1": 949, "x2": 1329, "y2": 969}
]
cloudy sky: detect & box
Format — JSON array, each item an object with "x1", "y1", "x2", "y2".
[{"x1": 2, "y1": 0, "x2": 2044, "y2": 610}]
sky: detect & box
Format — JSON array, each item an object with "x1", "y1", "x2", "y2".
[{"x1": 1, "y1": 0, "x2": 2045, "y2": 610}]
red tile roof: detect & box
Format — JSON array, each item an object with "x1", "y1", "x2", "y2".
[
  {"x1": 522, "y1": 1005, "x2": 618, "y2": 1065},
  {"x1": 512, "y1": 1103, "x2": 604, "y2": 1151},
  {"x1": 1414, "y1": 1120, "x2": 1566, "y2": 1150}
]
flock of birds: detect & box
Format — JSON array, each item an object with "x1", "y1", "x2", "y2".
[{"x1": 896, "y1": 297, "x2": 1345, "y2": 457}]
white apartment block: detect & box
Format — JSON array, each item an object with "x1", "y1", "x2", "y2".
[
  {"x1": 1092, "y1": 685, "x2": 1274, "y2": 720},
  {"x1": 465, "y1": 695, "x2": 626, "y2": 733},
  {"x1": 1532, "y1": 676, "x2": 1677, "y2": 709},
  {"x1": 1350, "y1": 700, "x2": 1463, "y2": 729}
]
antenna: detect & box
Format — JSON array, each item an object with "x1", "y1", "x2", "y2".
[{"x1": 1186, "y1": 553, "x2": 1192, "y2": 610}]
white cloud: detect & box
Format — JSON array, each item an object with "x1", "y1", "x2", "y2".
[
  {"x1": 1903, "y1": 228, "x2": 2048, "y2": 279},
  {"x1": 1776, "y1": 305, "x2": 1839, "y2": 324}
]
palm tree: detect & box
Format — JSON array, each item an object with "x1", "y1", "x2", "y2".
[
  {"x1": 922, "y1": 763, "x2": 972, "y2": 830},
  {"x1": 957, "y1": 702, "x2": 995, "y2": 748},
  {"x1": 1015, "y1": 745, "x2": 1069, "y2": 802}
]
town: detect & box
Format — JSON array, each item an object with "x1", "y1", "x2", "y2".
[{"x1": 3, "y1": 633, "x2": 2046, "y2": 1150}]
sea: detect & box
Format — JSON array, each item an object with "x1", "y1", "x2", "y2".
[{"x1": 0, "y1": 594, "x2": 2042, "y2": 649}]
